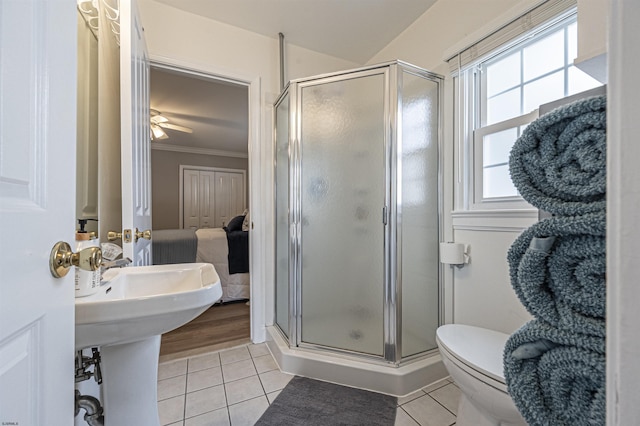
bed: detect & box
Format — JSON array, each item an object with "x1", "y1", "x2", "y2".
[{"x1": 152, "y1": 227, "x2": 250, "y2": 302}]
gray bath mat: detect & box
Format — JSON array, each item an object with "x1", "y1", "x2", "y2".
[{"x1": 255, "y1": 376, "x2": 397, "y2": 426}]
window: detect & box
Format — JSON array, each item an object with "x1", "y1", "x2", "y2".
[{"x1": 457, "y1": 12, "x2": 602, "y2": 210}]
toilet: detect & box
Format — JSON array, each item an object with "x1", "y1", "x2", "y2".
[{"x1": 436, "y1": 324, "x2": 527, "y2": 426}]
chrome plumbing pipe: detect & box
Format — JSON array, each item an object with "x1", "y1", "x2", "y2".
[{"x1": 75, "y1": 390, "x2": 104, "y2": 426}]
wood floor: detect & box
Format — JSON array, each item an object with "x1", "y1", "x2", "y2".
[{"x1": 159, "y1": 300, "x2": 250, "y2": 361}]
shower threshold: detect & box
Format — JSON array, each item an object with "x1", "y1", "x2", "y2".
[{"x1": 265, "y1": 326, "x2": 448, "y2": 397}]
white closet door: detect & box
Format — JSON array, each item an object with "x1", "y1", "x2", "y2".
[
  {"x1": 214, "y1": 172, "x2": 231, "y2": 227},
  {"x1": 199, "y1": 171, "x2": 216, "y2": 228},
  {"x1": 183, "y1": 169, "x2": 200, "y2": 229},
  {"x1": 229, "y1": 172, "x2": 246, "y2": 218}
]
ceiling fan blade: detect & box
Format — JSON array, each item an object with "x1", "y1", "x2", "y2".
[
  {"x1": 151, "y1": 124, "x2": 168, "y2": 140},
  {"x1": 158, "y1": 122, "x2": 193, "y2": 133},
  {"x1": 151, "y1": 115, "x2": 168, "y2": 125}
]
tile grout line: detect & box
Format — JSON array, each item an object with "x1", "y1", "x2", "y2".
[
  {"x1": 181, "y1": 358, "x2": 189, "y2": 425},
  {"x1": 249, "y1": 345, "x2": 271, "y2": 402},
  {"x1": 428, "y1": 382, "x2": 460, "y2": 416},
  {"x1": 398, "y1": 405, "x2": 422, "y2": 426},
  {"x1": 219, "y1": 355, "x2": 232, "y2": 426}
]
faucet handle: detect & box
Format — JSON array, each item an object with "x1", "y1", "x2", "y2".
[{"x1": 101, "y1": 257, "x2": 132, "y2": 269}]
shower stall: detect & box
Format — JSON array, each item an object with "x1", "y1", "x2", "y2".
[{"x1": 271, "y1": 61, "x2": 445, "y2": 394}]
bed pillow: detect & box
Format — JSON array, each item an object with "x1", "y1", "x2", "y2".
[
  {"x1": 226, "y1": 214, "x2": 245, "y2": 232},
  {"x1": 242, "y1": 211, "x2": 250, "y2": 231}
]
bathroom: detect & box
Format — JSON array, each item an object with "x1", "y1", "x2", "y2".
[{"x1": 0, "y1": 0, "x2": 637, "y2": 425}]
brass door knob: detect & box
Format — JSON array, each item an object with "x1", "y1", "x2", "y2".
[
  {"x1": 107, "y1": 231, "x2": 122, "y2": 241},
  {"x1": 108, "y1": 229, "x2": 133, "y2": 243},
  {"x1": 134, "y1": 228, "x2": 152, "y2": 242},
  {"x1": 49, "y1": 241, "x2": 102, "y2": 278}
]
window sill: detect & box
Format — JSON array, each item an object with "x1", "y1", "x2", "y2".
[{"x1": 451, "y1": 209, "x2": 538, "y2": 232}]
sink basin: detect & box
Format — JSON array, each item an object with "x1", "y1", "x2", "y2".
[
  {"x1": 74, "y1": 262, "x2": 222, "y2": 425},
  {"x1": 75, "y1": 262, "x2": 222, "y2": 350}
]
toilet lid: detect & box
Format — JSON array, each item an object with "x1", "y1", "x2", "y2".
[{"x1": 436, "y1": 324, "x2": 509, "y2": 384}]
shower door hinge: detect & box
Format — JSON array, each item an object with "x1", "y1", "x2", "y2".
[{"x1": 382, "y1": 206, "x2": 388, "y2": 225}]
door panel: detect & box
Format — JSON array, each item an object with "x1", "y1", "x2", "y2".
[
  {"x1": 229, "y1": 172, "x2": 245, "y2": 218},
  {"x1": 215, "y1": 173, "x2": 231, "y2": 227},
  {"x1": 120, "y1": 0, "x2": 151, "y2": 265},
  {"x1": 199, "y1": 171, "x2": 215, "y2": 228},
  {"x1": 0, "y1": 1, "x2": 76, "y2": 423},
  {"x1": 183, "y1": 169, "x2": 199, "y2": 229}
]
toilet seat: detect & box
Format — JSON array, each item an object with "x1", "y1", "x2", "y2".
[{"x1": 436, "y1": 324, "x2": 509, "y2": 391}]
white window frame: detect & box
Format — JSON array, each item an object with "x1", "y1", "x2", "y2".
[
  {"x1": 457, "y1": 10, "x2": 587, "y2": 212},
  {"x1": 472, "y1": 109, "x2": 538, "y2": 209}
]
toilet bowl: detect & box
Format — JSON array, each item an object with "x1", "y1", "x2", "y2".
[{"x1": 436, "y1": 324, "x2": 527, "y2": 426}]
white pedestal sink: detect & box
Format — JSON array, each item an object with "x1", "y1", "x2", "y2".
[{"x1": 75, "y1": 263, "x2": 222, "y2": 426}]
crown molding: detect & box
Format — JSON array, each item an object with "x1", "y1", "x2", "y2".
[{"x1": 151, "y1": 142, "x2": 248, "y2": 158}]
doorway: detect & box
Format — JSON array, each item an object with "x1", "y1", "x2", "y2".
[{"x1": 148, "y1": 63, "x2": 253, "y2": 359}]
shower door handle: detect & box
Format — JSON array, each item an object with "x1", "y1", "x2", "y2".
[{"x1": 382, "y1": 206, "x2": 388, "y2": 225}]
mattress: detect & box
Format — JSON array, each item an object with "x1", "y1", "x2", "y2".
[{"x1": 195, "y1": 228, "x2": 250, "y2": 301}]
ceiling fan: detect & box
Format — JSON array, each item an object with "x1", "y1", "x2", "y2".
[{"x1": 150, "y1": 109, "x2": 193, "y2": 140}]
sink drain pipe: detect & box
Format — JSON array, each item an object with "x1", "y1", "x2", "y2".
[{"x1": 75, "y1": 390, "x2": 104, "y2": 426}]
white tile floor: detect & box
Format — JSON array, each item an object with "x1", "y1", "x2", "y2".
[{"x1": 158, "y1": 343, "x2": 460, "y2": 426}]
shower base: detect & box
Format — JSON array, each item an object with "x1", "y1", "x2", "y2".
[{"x1": 266, "y1": 326, "x2": 448, "y2": 397}]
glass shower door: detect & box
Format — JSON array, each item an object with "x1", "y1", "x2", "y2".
[
  {"x1": 398, "y1": 69, "x2": 441, "y2": 357},
  {"x1": 298, "y1": 71, "x2": 387, "y2": 356}
]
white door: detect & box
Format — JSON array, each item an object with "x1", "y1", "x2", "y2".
[
  {"x1": 120, "y1": 0, "x2": 152, "y2": 265},
  {"x1": 0, "y1": 1, "x2": 76, "y2": 424},
  {"x1": 228, "y1": 172, "x2": 245, "y2": 218},
  {"x1": 214, "y1": 172, "x2": 231, "y2": 227},
  {"x1": 199, "y1": 171, "x2": 215, "y2": 228},
  {"x1": 183, "y1": 169, "x2": 200, "y2": 229},
  {"x1": 215, "y1": 171, "x2": 245, "y2": 227}
]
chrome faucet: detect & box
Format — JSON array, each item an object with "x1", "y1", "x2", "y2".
[{"x1": 100, "y1": 257, "x2": 132, "y2": 280}]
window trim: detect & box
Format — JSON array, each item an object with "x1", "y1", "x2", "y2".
[
  {"x1": 471, "y1": 109, "x2": 538, "y2": 210},
  {"x1": 455, "y1": 9, "x2": 593, "y2": 212}
]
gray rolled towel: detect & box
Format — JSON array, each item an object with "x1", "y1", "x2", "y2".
[
  {"x1": 509, "y1": 95, "x2": 606, "y2": 216},
  {"x1": 508, "y1": 212, "x2": 606, "y2": 337},
  {"x1": 503, "y1": 320, "x2": 605, "y2": 426}
]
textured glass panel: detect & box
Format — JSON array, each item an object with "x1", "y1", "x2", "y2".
[
  {"x1": 400, "y1": 71, "x2": 440, "y2": 357},
  {"x1": 274, "y1": 92, "x2": 290, "y2": 338},
  {"x1": 483, "y1": 127, "x2": 517, "y2": 167},
  {"x1": 523, "y1": 30, "x2": 564, "y2": 81},
  {"x1": 568, "y1": 66, "x2": 602, "y2": 95},
  {"x1": 483, "y1": 164, "x2": 517, "y2": 198},
  {"x1": 300, "y1": 74, "x2": 385, "y2": 356},
  {"x1": 487, "y1": 88, "x2": 520, "y2": 125},
  {"x1": 523, "y1": 70, "x2": 564, "y2": 113},
  {"x1": 486, "y1": 52, "x2": 520, "y2": 97}
]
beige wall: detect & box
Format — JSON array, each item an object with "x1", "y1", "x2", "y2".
[
  {"x1": 151, "y1": 149, "x2": 248, "y2": 229},
  {"x1": 139, "y1": 0, "x2": 359, "y2": 98},
  {"x1": 367, "y1": 0, "x2": 520, "y2": 74}
]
